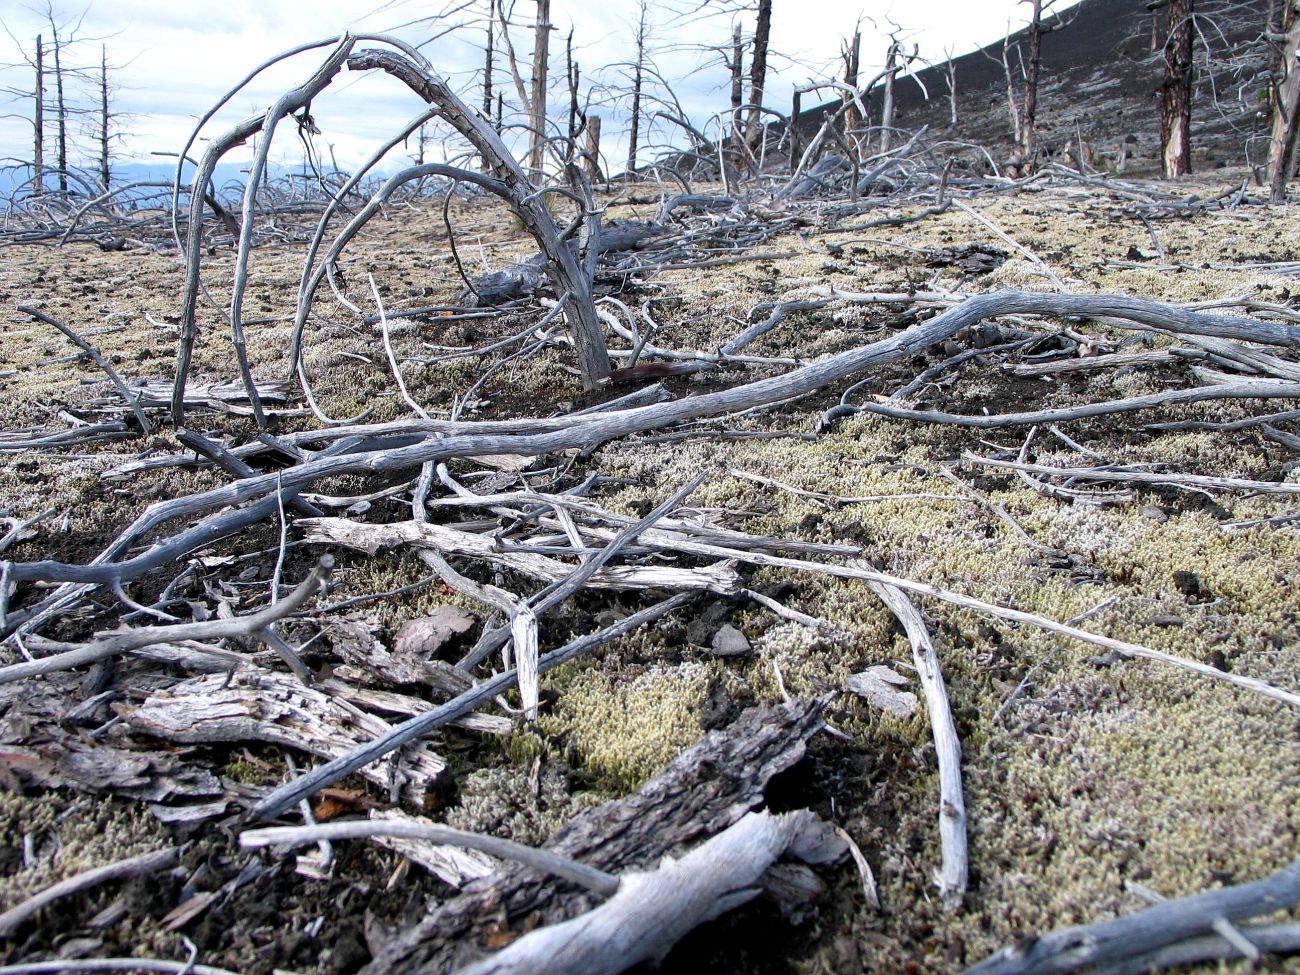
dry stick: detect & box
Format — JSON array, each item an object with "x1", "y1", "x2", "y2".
[
  {"x1": 240, "y1": 820, "x2": 618, "y2": 896},
  {"x1": 172, "y1": 34, "x2": 359, "y2": 426},
  {"x1": 964, "y1": 453, "x2": 1300, "y2": 496},
  {"x1": 1094, "y1": 922, "x2": 1300, "y2": 975},
  {"x1": 177, "y1": 431, "x2": 322, "y2": 518},
  {"x1": 0, "y1": 557, "x2": 333, "y2": 685},
  {"x1": 964, "y1": 856, "x2": 1300, "y2": 975},
  {"x1": 530, "y1": 523, "x2": 1299, "y2": 708},
  {"x1": 18, "y1": 305, "x2": 151, "y2": 435},
  {"x1": 453, "y1": 472, "x2": 709, "y2": 674},
  {"x1": 249, "y1": 591, "x2": 694, "y2": 821},
  {"x1": 371, "y1": 272, "x2": 430, "y2": 420},
  {"x1": 867, "y1": 583, "x2": 967, "y2": 911},
  {"x1": 848, "y1": 380, "x2": 1300, "y2": 428},
  {"x1": 0, "y1": 847, "x2": 177, "y2": 937},
  {"x1": 12, "y1": 292, "x2": 1298, "y2": 595},
  {"x1": 0, "y1": 961, "x2": 242, "y2": 975},
  {"x1": 452, "y1": 810, "x2": 836, "y2": 975},
  {"x1": 952, "y1": 199, "x2": 1068, "y2": 292}
]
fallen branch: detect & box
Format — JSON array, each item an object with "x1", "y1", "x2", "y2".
[
  {"x1": 965, "y1": 856, "x2": 1300, "y2": 975},
  {"x1": 0, "y1": 847, "x2": 178, "y2": 938}
]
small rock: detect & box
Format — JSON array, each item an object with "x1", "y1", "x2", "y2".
[
  {"x1": 710, "y1": 624, "x2": 752, "y2": 657},
  {"x1": 1172, "y1": 569, "x2": 1203, "y2": 599},
  {"x1": 394, "y1": 606, "x2": 477, "y2": 657},
  {"x1": 1139, "y1": 505, "x2": 1168, "y2": 523},
  {"x1": 845, "y1": 665, "x2": 919, "y2": 717}
]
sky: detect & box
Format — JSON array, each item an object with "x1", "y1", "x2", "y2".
[{"x1": 0, "y1": 0, "x2": 1062, "y2": 184}]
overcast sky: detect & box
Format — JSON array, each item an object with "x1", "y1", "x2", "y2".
[{"x1": 0, "y1": 0, "x2": 1068, "y2": 182}]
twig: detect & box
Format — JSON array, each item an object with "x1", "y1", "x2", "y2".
[
  {"x1": 0, "y1": 847, "x2": 178, "y2": 937},
  {"x1": 0, "y1": 557, "x2": 333, "y2": 685},
  {"x1": 248, "y1": 592, "x2": 694, "y2": 820},
  {"x1": 18, "y1": 305, "x2": 152, "y2": 435},
  {"x1": 866, "y1": 583, "x2": 967, "y2": 910}
]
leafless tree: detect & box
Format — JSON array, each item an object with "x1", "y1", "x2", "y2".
[
  {"x1": 1266, "y1": 0, "x2": 1300, "y2": 200},
  {"x1": 744, "y1": 0, "x2": 771, "y2": 151},
  {"x1": 1159, "y1": 0, "x2": 1195, "y2": 176},
  {"x1": 626, "y1": 0, "x2": 648, "y2": 174}
]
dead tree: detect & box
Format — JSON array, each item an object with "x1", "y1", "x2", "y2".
[
  {"x1": 1267, "y1": 1, "x2": 1300, "y2": 201},
  {"x1": 744, "y1": 0, "x2": 772, "y2": 151},
  {"x1": 880, "y1": 36, "x2": 902, "y2": 153},
  {"x1": 528, "y1": 0, "x2": 551, "y2": 175},
  {"x1": 34, "y1": 34, "x2": 44, "y2": 195},
  {"x1": 729, "y1": 22, "x2": 744, "y2": 153},
  {"x1": 626, "y1": 1, "x2": 648, "y2": 175},
  {"x1": 1021, "y1": 0, "x2": 1045, "y2": 167},
  {"x1": 481, "y1": 0, "x2": 495, "y2": 171},
  {"x1": 1160, "y1": 0, "x2": 1195, "y2": 177},
  {"x1": 943, "y1": 44, "x2": 958, "y2": 127},
  {"x1": 841, "y1": 26, "x2": 862, "y2": 150}
]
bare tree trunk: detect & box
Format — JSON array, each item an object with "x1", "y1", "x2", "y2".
[
  {"x1": 565, "y1": 30, "x2": 579, "y2": 167},
  {"x1": 33, "y1": 34, "x2": 44, "y2": 197},
  {"x1": 729, "y1": 23, "x2": 743, "y2": 154},
  {"x1": 51, "y1": 20, "x2": 67, "y2": 193},
  {"x1": 528, "y1": 0, "x2": 551, "y2": 176},
  {"x1": 789, "y1": 90, "x2": 801, "y2": 171},
  {"x1": 1268, "y1": 3, "x2": 1300, "y2": 201},
  {"x1": 98, "y1": 44, "x2": 109, "y2": 190},
  {"x1": 626, "y1": 1, "x2": 647, "y2": 177},
  {"x1": 745, "y1": 0, "x2": 772, "y2": 152},
  {"x1": 584, "y1": 113, "x2": 601, "y2": 181},
  {"x1": 1022, "y1": 0, "x2": 1043, "y2": 169},
  {"x1": 1160, "y1": 0, "x2": 1194, "y2": 177},
  {"x1": 482, "y1": 0, "x2": 494, "y2": 172},
  {"x1": 841, "y1": 27, "x2": 861, "y2": 150},
  {"x1": 880, "y1": 39, "x2": 900, "y2": 153},
  {"x1": 1002, "y1": 28, "x2": 1022, "y2": 146},
  {"x1": 944, "y1": 46, "x2": 958, "y2": 126}
]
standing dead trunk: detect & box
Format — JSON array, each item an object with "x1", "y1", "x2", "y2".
[
  {"x1": 51, "y1": 21, "x2": 67, "y2": 193},
  {"x1": 1022, "y1": 0, "x2": 1044, "y2": 169},
  {"x1": 565, "y1": 33, "x2": 580, "y2": 167},
  {"x1": 98, "y1": 45, "x2": 110, "y2": 190},
  {"x1": 584, "y1": 113, "x2": 602, "y2": 181},
  {"x1": 482, "y1": 1, "x2": 494, "y2": 171},
  {"x1": 33, "y1": 34, "x2": 44, "y2": 197},
  {"x1": 789, "y1": 90, "x2": 801, "y2": 170},
  {"x1": 626, "y1": 2, "x2": 647, "y2": 177},
  {"x1": 1160, "y1": 0, "x2": 1194, "y2": 177},
  {"x1": 1002, "y1": 28, "x2": 1022, "y2": 146},
  {"x1": 1268, "y1": 3, "x2": 1300, "y2": 201},
  {"x1": 745, "y1": 0, "x2": 772, "y2": 152},
  {"x1": 729, "y1": 23, "x2": 744, "y2": 154},
  {"x1": 880, "y1": 38, "x2": 900, "y2": 153},
  {"x1": 528, "y1": 0, "x2": 551, "y2": 176},
  {"x1": 841, "y1": 28, "x2": 861, "y2": 152},
  {"x1": 944, "y1": 45, "x2": 959, "y2": 126}
]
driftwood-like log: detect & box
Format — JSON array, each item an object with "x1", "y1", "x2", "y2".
[
  {"x1": 966, "y1": 856, "x2": 1300, "y2": 975},
  {"x1": 360, "y1": 697, "x2": 826, "y2": 975},
  {"x1": 456, "y1": 810, "x2": 845, "y2": 975},
  {"x1": 128, "y1": 670, "x2": 448, "y2": 808}
]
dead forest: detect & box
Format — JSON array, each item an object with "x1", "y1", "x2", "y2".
[{"x1": 0, "y1": 0, "x2": 1299, "y2": 973}]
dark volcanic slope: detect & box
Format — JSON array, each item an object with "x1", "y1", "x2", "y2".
[{"x1": 805, "y1": 0, "x2": 1271, "y2": 175}]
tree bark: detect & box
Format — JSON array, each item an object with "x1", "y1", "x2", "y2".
[
  {"x1": 1267, "y1": 2, "x2": 1300, "y2": 201},
  {"x1": 98, "y1": 45, "x2": 110, "y2": 190},
  {"x1": 51, "y1": 20, "x2": 67, "y2": 193},
  {"x1": 1022, "y1": 0, "x2": 1043, "y2": 168},
  {"x1": 1160, "y1": 0, "x2": 1194, "y2": 177},
  {"x1": 729, "y1": 23, "x2": 744, "y2": 154},
  {"x1": 745, "y1": 0, "x2": 772, "y2": 152},
  {"x1": 880, "y1": 38, "x2": 900, "y2": 153},
  {"x1": 528, "y1": 0, "x2": 551, "y2": 176},
  {"x1": 626, "y1": 1, "x2": 647, "y2": 176},
  {"x1": 33, "y1": 34, "x2": 43, "y2": 197},
  {"x1": 842, "y1": 28, "x2": 861, "y2": 151},
  {"x1": 584, "y1": 113, "x2": 602, "y2": 180},
  {"x1": 482, "y1": 0, "x2": 494, "y2": 171}
]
